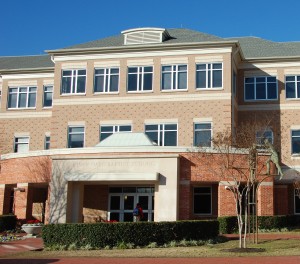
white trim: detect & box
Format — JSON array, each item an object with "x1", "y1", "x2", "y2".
[
  {"x1": 68, "y1": 121, "x2": 86, "y2": 126},
  {"x1": 14, "y1": 132, "x2": 30, "y2": 137},
  {"x1": 0, "y1": 111, "x2": 52, "y2": 119},
  {"x1": 2, "y1": 73, "x2": 54, "y2": 80},
  {"x1": 193, "y1": 117, "x2": 213, "y2": 122},
  {"x1": 259, "y1": 182, "x2": 273, "y2": 186},
  {"x1": 61, "y1": 62, "x2": 87, "y2": 69},
  {"x1": 100, "y1": 120, "x2": 133, "y2": 125},
  {"x1": 53, "y1": 93, "x2": 231, "y2": 106},
  {"x1": 94, "y1": 61, "x2": 120, "y2": 67},
  {"x1": 8, "y1": 80, "x2": 38, "y2": 86},
  {"x1": 17, "y1": 183, "x2": 29, "y2": 187},
  {"x1": 127, "y1": 59, "x2": 154, "y2": 66},
  {"x1": 161, "y1": 57, "x2": 188, "y2": 64},
  {"x1": 52, "y1": 48, "x2": 233, "y2": 62},
  {"x1": 145, "y1": 118, "x2": 178, "y2": 124},
  {"x1": 64, "y1": 172, "x2": 159, "y2": 182},
  {"x1": 290, "y1": 125, "x2": 300, "y2": 130},
  {"x1": 195, "y1": 56, "x2": 223, "y2": 63},
  {"x1": 0, "y1": 184, "x2": 5, "y2": 188},
  {"x1": 284, "y1": 69, "x2": 300, "y2": 75}
]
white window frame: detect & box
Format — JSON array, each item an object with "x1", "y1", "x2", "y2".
[
  {"x1": 244, "y1": 76, "x2": 278, "y2": 101},
  {"x1": 196, "y1": 63, "x2": 223, "y2": 89},
  {"x1": 94, "y1": 67, "x2": 119, "y2": 93},
  {"x1": 161, "y1": 64, "x2": 188, "y2": 91},
  {"x1": 8, "y1": 86, "x2": 37, "y2": 109},
  {"x1": 100, "y1": 124, "x2": 132, "y2": 141},
  {"x1": 43, "y1": 85, "x2": 53, "y2": 108},
  {"x1": 285, "y1": 75, "x2": 300, "y2": 99},
  {"x1": 14, "y1": 136, "x2": 29, "y2": 153},
  {"x1": 61, "y1": 69, "x2": 86, "y2": 95},
  {"x1": 193, "y1": 186, "x2": 212, "y2": 215},
  {"x1": 67, "y1": 126, "x2": 85, "y2": 148},
  {"x1": 127, "y1": 66, "x2": 153, "y2": 92},
  {"x1": 145, "y1": 123, "x2": 178, "y2": 146},
  {"x1": 291, "y1": 130, "x2": 300, "y2": 155},
  {"x1": 256, "y1": 128, "x2": 274, "y2": 145},
  {"x1": 194, "y1": 123, "x2": 212, "y2": 147}
]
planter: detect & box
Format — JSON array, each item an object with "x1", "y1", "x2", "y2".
[{"x1": 21, "y1": 225, "x2": 43, "y2": 236}]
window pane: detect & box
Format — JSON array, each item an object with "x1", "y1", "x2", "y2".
[
  {"x1": 119, "y1": 125, "x2": 131, "y2": 132},
  {"x1": 94, "y1": 76, "x2": 104, "y2": 92},
  {"x1": 292, "y1": 137, "x2": 300, "y2": 154},
  {"x1": 77, "y1": 76, "x2": 86, "y2": 93},
  {"x1": 295, "y1": 195, "x2": 300, "y2": 214},
  {"x1": 18, "y1": 93, "x2": 27, "y2": 108},
  {"x1": 178, "y1": 72, "x2": 187, "y2": 89},
  {"x1": 128, "y1": 74, "x2": 138, "y2": 91},
  {"x1": 145, "y1": 125, "x2": 158, "y2": 131},
  {"x1": 245, "y1": 83, "x2": 254, "y2": 100},
  {"x1": 212, "y1": 70, "x2": 222, "y2": 87},
  {"x1": 100, "y1": 132, "x2": 112, "y2": 141},
  {"x1": 78, "y1": 70, "x2": 86, "y2": 75},
  {"x1": 292, "y1": 131, "x2": 300, "y2": 137},
  {"x1": 256, "y1": 83, "x2": 266, "y2": 99},
  {"x1": 124, "y1": 195, "x2": 134, "y2": 210},
  {"x1": 62, "y1": 77, "x2": 71, "y2": 94},
  {"x1": 194, "y1": 194, "x2": 211, "y2": 214},
  {"x1": 69, "y1": 127, "x2": 84, "y2": 133},
  {"x1": 162, "y1": 66, "x2": 171, "y2": 71},
  {"x1": 164, "y1": 131, "x2": 177, "y2": 146},
  {"x1": 267, "y1": 82, "x2": 277, "y2": 99},
  {"x1": 195, "y1": 131, "x2": 211, "y2": 147},
  {"x1": 165, "y1": 124, "x2": 177, "y2": 130},
  {"x1": 145, "y1": 131, "x2": 158, "y2": 145},
  {"x1": 195, "y1": 123, "x2": 211, "y2": 130},
  {"x1": 101, "y1": 126, "x2": 114, "y2": 132},
  {"x1": 178, "y1": 65, "x2": 187, "y2": 71},
  {"x1": 110, "y1": 75, "x2": 119, "y2": 92},
  {"x1": 128, "y1": 67, "x2": 137, "y2": 73},
  {"x1": 286, "y1": 82, "x2": 296, "y2": 98},
  {"x1": 162, "y1": 73, "x2": 171, "y2": 90},
  {"x1": 143, "y1": 73, "x2": 153, "y2": 90},
  {"x1": 213, "y1": 63, "x2": 222, "y2": 69},
  {"x1": 110, "y1": 196, "x2": 120, "y2": 210},
  {"x1": 196, "y1": 64, "x2": 206, "y2": 70},
  {"x1": 196, "y1": 71, "x2": 206, "y2": 88},
  {"x1": 8, "y1": 93, "x2": 17, "y2": 108},
  {"x1": 28, "y1": 92, "x2": 36, "y2": 107}
]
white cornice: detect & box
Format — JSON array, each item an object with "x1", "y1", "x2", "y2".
[
  {"x1": 0, "y1": 111, "x2": 52, "y2": 119},
  {"x1": 2, "y1": 73, "x2": 54, "y2": 80},
  {"x1": 53, "y1": 93, "x2": 231, "y2": 106},
  {"x1": 52, "y1": 47, "x2": 232, "y2": 62},
  {"x1": 239, "y1": 61, "x2": 300, "y2": 70}
]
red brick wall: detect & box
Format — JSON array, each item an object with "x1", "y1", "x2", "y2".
[{"x1": 257, "y1": 185, "x2": 274, "y2": 216}]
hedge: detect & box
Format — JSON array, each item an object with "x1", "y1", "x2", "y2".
[
  {"x1": 42, "y1": 220, "x2": 219, "y2": 248},
  {"x1": 0, "y1": 215, "x2": 17, "y2": 232},
  {"x1": 218, "y1": 215, "x2": 300, "y2": 234}
]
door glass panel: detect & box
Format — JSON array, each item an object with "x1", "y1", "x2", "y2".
[
  {"x1": 110, "y1": 213, "x2": 119, "y2": 221},
  {"x1": 124, "y1": 195, "x2": 134, "y2": 210},
  {"x1": 138, "y1": 196, "x2": 149, "y2": 210},
  {"x1": 142, "y1": 213, "x2": 148, "y2": 222},
  {"x1": 124, "y1": 213, "x2": 133, "y2": 222},
  {"x1": 110, "y1": 196, "x2": 120, "y2": 210}
]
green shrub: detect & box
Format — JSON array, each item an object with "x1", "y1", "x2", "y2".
[
  {"x1": 218, "y1": 215, "x2": 300, "y2": 234},
  {"x1": 42, "y1": 220, "x2": 219, "y2": 249},
  {"x1": 0, "y1": 215, "x2": 17, "y2": 232}
]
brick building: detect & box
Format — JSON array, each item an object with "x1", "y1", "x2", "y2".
[{"x1": 0, "y1": 28, "x2": 299, "y2": 223}]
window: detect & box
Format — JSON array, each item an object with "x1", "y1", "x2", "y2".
[
  {"x1": 61, "y1": 69, "x2": 86, "y2": 94},
  {"x1": 128, "y1": 66, "x2": 153, "y2": 92},
  {"x1": 14, "y1": 137, "x2": 29, "y2": 153},
  {"x1": 145, "y1": 124, "x2": 177, "y2": 146},
  {"x1": 100, "y1": 125, "x2": 132, "y2": 141},
  {"x1": 256, "y1": 129, "x2": 273, "y2": 145},
  {"x1": 8, "y1": 87, "x2": 37, "y2": 109},
  {"x1": 162, "y1": 65, "x2": 187, "y2": 90},
  {"x1": 43, "y1": 86, "x2": 53, "y2": 107},
  {"x1": 286, "y1": 76, "x2": 300, "y2": 99},
  {"x1": 292, "y1": 130, "x2": 300, "y2": 154},
  {"x1": 45, "y1": 136, "x2": 50, "y2": 150},
  {"x1": 194, "y1": 123, "x2": 212, "y2": 147},
  {"x1": 196, "y1": 63, "x2": 222, "y2": 89},
  {"x1": 68, "y1": 126, "x2": 84, "y2": 148},
  {"x1": 94, "y1": 68, "x2": 119, "y2": 93},
  {"x1": 244, "y1": 76, "x2": 277, "y2": 101},
  {"x1": 295, "y1": 189, "x2": 300, "y2": 214},
  {"x1": 194, "y1": 187, "x2": 212, "y2": 214}
]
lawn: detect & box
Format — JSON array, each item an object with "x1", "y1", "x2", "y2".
[{"x1": 5, "y1": 237, "x2": 300, "y2": 259}]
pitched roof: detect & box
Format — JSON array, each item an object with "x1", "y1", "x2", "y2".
[
  {"x1": 61, "y1": 28, "x2": 225, "y2": 50},
  {"x1": 0, "y1": 55, "x2": 54, "y2": 71}
]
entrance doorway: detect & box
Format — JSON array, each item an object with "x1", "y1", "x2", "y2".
[{"x1": 108, "y1": 187, "x2": 154, "y2": 222}]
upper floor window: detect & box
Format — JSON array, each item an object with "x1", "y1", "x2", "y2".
[
  {"x1": 256, "y1": 129, "x2": 273, "y2": 145},
  {"x1": 162, "y1": 65, "x2": 187, "y2": 90},
  {"x1": 291, "y1": 130, "x2": 300, "y2": 154},
  {"x1": 286, "y1": 76, "x2": 300, "y2": 99},
  {"x1": 94, "y1": 68, "x2": 119, "y2": 93},
  {"x1": 8, "y1": 87, "x2": 37, "y2": 109},
  {"x1": 196, "y1": 63, "x2": 222, "y2": 89},
  {"x1": 244, "y1": 76, "x2": 277, "y2": 101},
  {"x1": 194, "y1": 123, "x2": 212, "y2": 147},
  {"x1": 43, "y1": 85, "x2": 53, "y2": 107},
  {"x1": 100, "y1": 125, "x2": 132, "y2": 141},
  {"x1": 68, "y1": 126, "x2": 84, "y2": 148},
  {"x1": 127, "y1": 66, "x2": 153, "y2": 92},
  {"x1": 145, "y1": 123, "x2": 177, "y2": 146},
  {"x1": 45, "y1": 136, "x2": 50, "y2": 150},
  {"x1": 14, "y1": 136, "x2": 29, "y2": 153},
  {"x1": 61, "y1": 69, "x2": 86, "y2": 95},
  {"x1": 194, "y1": 187, "x2": 212, "y2": 215}
]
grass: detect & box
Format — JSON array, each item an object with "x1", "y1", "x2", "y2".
[{"x1": 3, "y1": 237, "x2": 300, "y2": 259}]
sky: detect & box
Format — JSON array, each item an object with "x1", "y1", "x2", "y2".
[{"x1": 1, "y1": 0, "x2": 300, "y2": 56}]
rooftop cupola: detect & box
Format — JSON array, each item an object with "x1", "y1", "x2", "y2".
[{"x1": 121, "y1": 27, "x2": 170, "y2": 45}]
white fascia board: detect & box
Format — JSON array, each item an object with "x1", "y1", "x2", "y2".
[{"x1": 2, "y1": 73, "x2": 54, "y2": 80}]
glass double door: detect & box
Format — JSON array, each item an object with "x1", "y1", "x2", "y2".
[{"x1": 109, "y1": 192, "x2": 154, "y2": 222}]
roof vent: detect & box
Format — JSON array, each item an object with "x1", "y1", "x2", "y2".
[{"x1": 122, "y1": 27, "x2": 170, "y2": 45}]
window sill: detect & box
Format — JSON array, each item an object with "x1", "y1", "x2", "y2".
[
  {"x1": 60, "y1": 93, "x2": 86, "y2": 96},
  {"x1": 127, "y1": 90, "x2": 153, "y2": 94},
  {"x1": 94, "y1": 92, "x2": 119, "y2": 95},
  {"x1": 291, "y1": 154, "x2": 300, "y2": 159},
  {"x1": 161, "y1": 89, "x2": 188, "y2": 92},
  {"x1": 244, "y1": 99, "x2": 278, "y2": 102},
  {"x1": 196, "y1": 87, "x2": 223, "y2": 91},
  {"x1": 7, "y1": 107, "x2": 36, "y2": 110},
  {"x1": 286, "y1": 98, "x2": 300, "y2": 101}
]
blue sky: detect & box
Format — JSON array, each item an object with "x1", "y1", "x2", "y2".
[{"x1": 1, "y1": 0, "x2": 300, "y2": 56}]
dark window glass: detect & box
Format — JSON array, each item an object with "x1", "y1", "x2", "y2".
[
  {"x1": 194, "y1": 187, "x2": 212, "y2": 214},
  {"x1": 110, "y1": 196, "x2": 120, "y2": 210}
]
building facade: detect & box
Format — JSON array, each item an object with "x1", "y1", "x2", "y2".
[{"x1": 0, "y1": 28, "x2": 299, "y2": 223}]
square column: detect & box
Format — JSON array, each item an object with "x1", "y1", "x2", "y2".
[
  {"x1": 218, "y1": 181, "x2": 237, "y2": 216},
  {"x1": 14, "y1": 183, "x2": 33, "y2": 219},
  {"x1": 257, "y1": 182, "x2": 274, "y2": 216}
]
